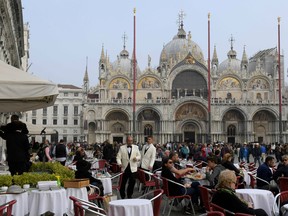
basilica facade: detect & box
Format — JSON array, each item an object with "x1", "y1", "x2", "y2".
[{"x1": 83, "y1": 19, "x2": 287, "y2": 145}]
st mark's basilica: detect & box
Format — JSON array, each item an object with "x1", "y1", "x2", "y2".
[{"x1": 82, "y1": 14, "x2": 288, "y2": 145}]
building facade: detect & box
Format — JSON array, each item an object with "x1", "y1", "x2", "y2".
[
  {"x1": 83, "y1": 18, "x2": 288, "y2": 145},
  {"x1": 25, "y1": 84, "x2": 84, "y2": 143}
]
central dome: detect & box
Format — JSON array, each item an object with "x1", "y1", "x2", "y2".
[{"x1": 160, "y1": 28, "x2": 205, "y2": 66}]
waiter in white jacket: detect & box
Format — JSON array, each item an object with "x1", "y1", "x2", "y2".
[
  {"x1": 140, "y1": 136, "x2": 156, "y2": 172},
  {"x1": 116, "y1": 135, "x2": 141, "y2": 199}
]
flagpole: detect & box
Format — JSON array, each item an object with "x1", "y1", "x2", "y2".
[
  {"x1": 207, "y1": 13, "x2": 211, "y2": 144},
  {"x1": 132, "y1": 8, "x2": 136, "y2": 140},
  {"x1": 278, "y1": 17, "x2": 283, "y2": 144}
]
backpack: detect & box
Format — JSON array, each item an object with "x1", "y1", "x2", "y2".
[{"x1": 37, "y1": 144, "x2": 48, "y2": 162}]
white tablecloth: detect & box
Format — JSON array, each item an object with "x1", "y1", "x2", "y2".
[
  {"x1": 66, "y1": 187, "x2": 88, "y2": 216},
  {"x1": 108, "y1": 198, "x2": 153, "y2": 216},
  {"x1": 236, "y1": 188, "x2": 274, "y2": 215},
  {"x1": 0, "y1": 191, "x2": 29, "y2": 216},
  {"x1": 97, "y1": 177, "x2": 112, "y2": 195},
  {"x1": 29, "y1": 188, "x2": 67, "y2": 215}
]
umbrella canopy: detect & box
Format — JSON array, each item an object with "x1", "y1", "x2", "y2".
[{"x1": 0, "y1": 60, "x2": 59, "y2": 112}]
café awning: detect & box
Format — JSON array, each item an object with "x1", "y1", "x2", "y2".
[{"x1": 0, "y1": 60, "x2": 59, "y2": 112}]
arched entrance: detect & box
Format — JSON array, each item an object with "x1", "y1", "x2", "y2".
[
  {"x1": 222, "y1": 109, "x2": 246, "y2": 144},
  {"x1": 137, "y1": 109, "x2": 161, "y2": 143},
  {"x1": 106, "y1": 110, "x2": 129, "y2": 143},
  {"x1": 252, "y1": 110, "x2": 277, "y2": 144},
  {"x1": 182, "y1": 122, "x2": 200, "y2": 143}
]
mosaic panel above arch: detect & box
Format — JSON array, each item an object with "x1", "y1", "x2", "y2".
[
  {"x1": 222, "y1": 110, "x2": 245, "y2": 121},
  {"x1": 106, "y1": 111, "x2": 129, "y2": 121},
  {"x1": 252, "y1": 110, "x2": 276, "y2": 121},
  {"x1": 218, "y1": 77, "x2": 241, "y2": 90},
  {"x1": 248, "y1": 78, "x2": 269, "y2": 90},
  {"x1": 175, "y1": 103, "x2": 206, "y2": 121},
  {"x1": 138, "y1": 76, "x2": 161, "y2": 89},
  {"x1": 109, "y1": 78, "x2": 130, "y2": 89}
]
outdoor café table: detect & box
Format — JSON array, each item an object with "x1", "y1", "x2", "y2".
[
  {"x1": 29, "y1": 188, "x2": 67, "y2": 215},
  {"x1": 0, "y1": 191, "x2": 29, "y2": 216},
  {"x1": 108, "y1": 198, "x2": 153, "y2": 216},
  {"x1": 236, "y1": 188, "x2": 274, "y2": 215},
  {"x1": 66, "y1": 187, "x2": 88, "y2": 216},
  {"x1": 97, "y1": 176, "x2": 112, "y2": 195}
]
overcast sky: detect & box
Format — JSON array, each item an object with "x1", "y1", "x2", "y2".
[{"x1": 22, "y1": 0, "x2": 288, "y2": 87}]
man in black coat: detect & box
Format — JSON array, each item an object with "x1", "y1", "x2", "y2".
[{"x1": 0, "y1": 115, "x2": 30, "y2": 175}]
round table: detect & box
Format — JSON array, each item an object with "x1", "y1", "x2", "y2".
[
  {"x1": 29, "y1": 188, "x2": 67, "y2": 215},
  {"x1": 108, "y1": 198, "x2": 153, "y2": 216},
  {"x1": 236, "y1": 188, "x2": 274, "y2": 215},
  {"x1": 0, "y1": 191, "x2": 28, "y2": 216},
  {"x1": 66, "y1": 187, "x2": 88, "y2": 216},
  {"x1": 97, "y1": 177, "x2": 112, "y2": 195}
]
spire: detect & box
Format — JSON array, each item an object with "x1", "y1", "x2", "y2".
[
  {"x1": 241, "y1": 46, "x2": 248, "y2": 71},
  {"x1": 241, "y1": 45, "x2": 248, "y2": 64},
  {"x1": 83, "y1": 57, "x2": 89, "y2": 82},
  {"x1": 212, "y1": 45, "x2": 218, "y2": 65},
  {"x1": 120, "y1": 32, "x2": 129, "y2": 58},
  {"x1": 160, "y1": 44, "x2": 167, "y2": 62},
  {"x1": 176, "y1": 10, "x2": 186, "y2": 39},
  {"x1": 227, "y1": 34, "x2": 237, "y2": 59},
  {"x1": 83, "y1": 57, "x2": 89, "y2": 96},
  {"x1": 100, "y1": 44, "x2": 105, "y2": 62}
]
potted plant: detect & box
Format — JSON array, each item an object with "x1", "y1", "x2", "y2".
[{"x1": 0, "y1": 175, "x2": 13, "y2": 187}]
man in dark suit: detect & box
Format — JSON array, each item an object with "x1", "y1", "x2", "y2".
[
  {"x1": 116, "y1": 135, "x2": 141, "y2": 199},
  {"x1": 0, "y1": 115, "x2": 30, "y2": 175}
]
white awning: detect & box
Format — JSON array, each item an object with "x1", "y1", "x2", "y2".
[{"x1": 0, "y1": 60, "x2": 59, "y2": 112}]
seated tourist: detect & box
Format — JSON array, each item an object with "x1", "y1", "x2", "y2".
[
  {"x1": 221, "y1": 153, "x2": 240, "y2": 175},
  {"x1": 161, "y1": 157, "x2": 202, "y2": 214},
  {"x1": 205, "y1": 155, "x2": 226, "y2": 188},
  {"x1": 75, "y1": 159, "x2": 104, "y2": 196},
  {"x1": 212, "y1": 170, "x2": 268, "y2": 216},
  {"x1": 273, "y1": 154, "x2": 288, "y2": 181},
  {"x1": 71, "y1": 147, "x2": 87, "y2": 165},
  {"x1": 257, "y1": 155, "x2": 279, "y2": 195}
]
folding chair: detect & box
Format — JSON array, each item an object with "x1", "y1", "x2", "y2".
[
  {"x1": 0, "y1": 199, "x2": 16, "y2": 216},
  {"x1": 278, "y1": 177, "x2": 288, "y2": 192},
  {"x1": 138, "y1": 169, "x2": 156, "y2": 194},
  {"x1": 273, "y1": 191, "x2": 288, "y2": 216},
  {"x1": 207, "y1": 211, "x2": 225, "y2": 216},
  {"x1": 210, "y1": 203, "x2": 235, "y2": 215},
  {"x1": 70, "y1": 195, "x2": 107, "y2": 216},
  {"x1": 248, "y1": 173, "x2": 256, "y2": 188},
  {"x1": 161, "y1": 177, "x2": 195, "y2": 216},
  {"x1": 111, "y1": 172, "x2": 123, "y2": 198},
  {"x1": 87, "y1": 184, "x2": 106, "y2": 210},
  {"x1": 75, "y1": 201, "x2": 107, "y2": 216},
  {"x1": 199, "y1": 185, "x2": 213, "y2": 212},
  {"x1": 137, "y1": 188, "x2": 164, "y2": 216}
]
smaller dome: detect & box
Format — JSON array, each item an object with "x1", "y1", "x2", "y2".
[
  {"x1": 217, "y1": 48, "x2": 241, "y2": 74},
  {"x1": 111, "y1": 49, "x2": 141, "y2": 74},
  {"x1": 218, "y1": 58, "x2": 241, "y2": 74},
  {"x1": 120, "y1": 49, "x2": 129, "y2": 58}
]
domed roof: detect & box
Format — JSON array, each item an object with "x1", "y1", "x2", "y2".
[
  {"x1": 160, "y1": 29, "x2": 205, "y2": 66},
  {"x1": 218, "y1": 48, "x2": 241, "y2": 74},
  {"x1": 111, "y1": 48, "x2": 140, "y2": 74}
]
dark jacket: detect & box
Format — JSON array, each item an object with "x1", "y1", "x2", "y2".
[
  {"x1": 256, "y1": 162, "x2": 273, "y2": 187},
  {"x1": 55, "y1": 144, "x2": 67, "y2": 158},
  {"x1": 212, "y1": 188, "x2": 268, "y2": 216},
  {"x1": 161, "y1": 166, "x2": 182, "y2": 196},
  {"x1": 0, "y1": 123, "x2": 30, "y2": 162},
  {"x1": 222, "y1": 161, "x2": 240, "y2": 175},
  {"x1": 273, "y1": 164, "x2": 288, "y2": 181},
  {"x1": 75, "y1": 159, "x2": 104, "y2": 195}
]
